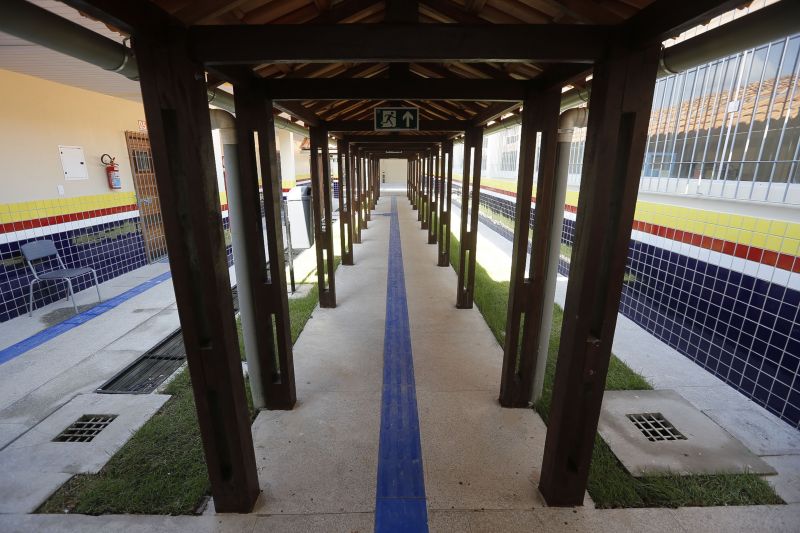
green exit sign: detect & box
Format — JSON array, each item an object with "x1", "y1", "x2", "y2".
[{"x1": 374, "y1": 107, "x2": 419, "y2": 131}]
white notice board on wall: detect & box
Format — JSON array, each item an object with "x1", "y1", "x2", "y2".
[{"x1": 59, "y1": 145, "x2": 89, "y2": 180}]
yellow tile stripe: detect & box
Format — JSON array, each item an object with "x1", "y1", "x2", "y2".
[
  {"x1": 1, "y1": 191, "x2": 233, "y2": 224},
  {"x1": 454, "y1": 176, "x2": 800, "y2": 257},
  {"x1": 0, "y1": 192, "x2": 137, "y2": 224}
]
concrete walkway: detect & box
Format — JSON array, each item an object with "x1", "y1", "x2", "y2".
[{"x1": 2, "y1": 193, "x2": 800, "y2": 531}]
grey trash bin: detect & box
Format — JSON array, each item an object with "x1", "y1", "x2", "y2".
[{"x1": 286, "y1": 185, "x2": 314, "y2": 249}]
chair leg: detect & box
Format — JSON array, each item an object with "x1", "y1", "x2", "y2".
[
  {"x1": 66, "y1": 279, "x2": 78, "y2": 314},
  {"x1": 28, "y1": 280, "x2": 37, "y2": 317},
  {"x1": 92, "y1": 270, "x2": 102, "y2": 303}
]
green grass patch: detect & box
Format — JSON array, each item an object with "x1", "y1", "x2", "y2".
[
  {"x1": 41, "y1": 268, "x2": 329, "y2": 515},
  {"x1": 448, "y1": 234, "x2": 781, "y2": 509}
]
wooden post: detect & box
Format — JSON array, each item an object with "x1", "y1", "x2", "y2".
[
  {"x1": 338, "y1": 140, "x2": 354, "y2": 265},
  {"x1": 438, "y1": 140, "x2": 454, "y2": 267},
  {"x1": 418, "y1": 153, "x2": 426, "y2": 223},
  {"x1": 427, "y1": 148, "x2": 438, "y2": 244},
  {"x1": 456, "y1": 127, "x2": 483, "y2": 309},
  {"x1": 499, "y1": 86, "x2": 561, "y2": 408},
  {"x1": 233, "y1": 82, "x2": 297, "y2": 410},
  {"x1": 132, "y1": 30, "x2": 259, "y2": 513},
  {"x1": 364, "y1": 154, "x2": 372, "y2": 223},
  {"x1": 539, "y1": 43, "x2": 661, "y2": 506},
  {"x1": 353, "y1": 152, "x2": 363, "y2": 243},
  {"x1": 411, "y1": 156, "x2": 419, "y2": 210},
  {"x1": 309, "y1": 126, "x2": 336, "y2": 308}
]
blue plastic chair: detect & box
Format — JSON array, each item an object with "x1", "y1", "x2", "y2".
[{"x1": 20, "y1": 239, "x2": 102, "y2": 316}]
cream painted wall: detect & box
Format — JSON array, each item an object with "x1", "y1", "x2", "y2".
[
  {"x1": 380, "y1": 159, "x2": 407, "y2": 184},
  {"x1": 0, "y1": 69, "x2": 146, "y2": 203}
]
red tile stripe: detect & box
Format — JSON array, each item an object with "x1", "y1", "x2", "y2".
[
  {"x1": 0, "y1": 204, "x2": 138, "y2": 235},
  {"x1": 473, "y1": 184, "x2": 799, "y2": 274}
]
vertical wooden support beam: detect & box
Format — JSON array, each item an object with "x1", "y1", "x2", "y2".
[
  {"x1": 427, "y1": 148, "x2": 438, "y2": 244},
  {"x1": 374, "y1": 156, "x2": 381, "y2": 205},
  {"x1": 437, "y1": 140, "x2": 454, "y2": 267},
  {"x1": 499, "y1": 86, "x2": 561, "y2": 408},
  {"x1": 338, "y1": 140, "x2": 354, "y2": 265},
  {"x1": 233, "y1": 83, "x2": 297, "y2": 410},
  {"x1": 411, "y1": 157, "x2": 419, "y2": 210},
  {"x1": 456, "y1": 127, "x2": 484, "y2": 309},
  {"x1": 132, "y1": 30, "x2": 259, "y2": 512},
  {"x1": 418, "y1": 154, "x2": 425, "y2": 223},
  {"x1": 539, "y1": 44, "x2": 661, "y2": 506},
  {"x1": 309, "y1": 126, "x2": 336, "y2": 308},
  {"x1": 364, "y1": 154, "x2": 372, "y2": 223},
  {"x1": 353, "y1": 153, "x2": 363, "y2": 243}
]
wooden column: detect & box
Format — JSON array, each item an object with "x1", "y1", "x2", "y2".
[
  {"x1": 418, "y1": 154, "x2": 426, "y2": 223},
  {"x1": 411, "y1": 157, "x2": 419, "y2": 210},
  {"x1": 499, "y1": 86, "x2": 561, "y2": 408},
  {"x1": 437, "y1": 140, "x2": 454, "y2": 267},
  {"x1": 132, "y1": 30, "x2": 258, "y2": 512},
  {"x1": 309, "y1": 126, "x2": 336, "y2": 308},
  {"x1": 456, "y1": 127, "x2": 484, "y2": 309},
  {"x1": 363, "y1": 154, "x2": 371, "y2": 223},
  {"x1": 427, "y1": 148, "x2": 438, "y2": 244},
  {"x1": 233, "y1": 83, "x2": 297, "y2": 410},
  {"x1": 373, "y1": 156, "x2": 381, "y2": 205},
  {"x1": 407, "y1": 158, "x2": 412, "y2": 202},
  {"x1": 338, "y1": 140, "x2": 354, "y2": 265},
  {"x1": 539, "y1": 44, "x2": 661, "y2": 506},
  {"x1": 353, "y1": 152, "x2": 363, "y2": 243}
]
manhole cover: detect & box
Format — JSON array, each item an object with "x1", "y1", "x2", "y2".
[
  {"x1": 53, "y1": 414, "x2": 117, "y2": 443},
  {"x1": 627, "y1": 412, "x2": 687, "y2": 442}
]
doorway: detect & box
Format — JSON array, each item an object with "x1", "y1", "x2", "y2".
[{"x1": 125, "y1": 131, "x2": 168, "y2": 262}]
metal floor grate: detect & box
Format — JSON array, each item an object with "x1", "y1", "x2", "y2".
[
  {"x1": 97, "y1": 330, "x2": 185, "y2": 394},
  {"x1": 53, "y1": 414, "x2": 117, "y2": 443},
  {"x1": 627, "y1": 412, "x2": 687, "y2": 442}
]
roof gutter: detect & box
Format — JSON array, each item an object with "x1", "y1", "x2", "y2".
[{"x1": 0, "y1": 0, "x2": 309, "y2": 136}]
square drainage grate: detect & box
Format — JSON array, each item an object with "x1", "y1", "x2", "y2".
[
  {"x1": 53, "y1": 414, "x2": 117, "y2": 443},
  {"x1": 627, "y1": 412, "x2": 687, "y2": 442}
]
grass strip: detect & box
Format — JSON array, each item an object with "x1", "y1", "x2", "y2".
[
  {"x1": 448, "y1": 234, "x2": 781, "y2": 509},
  {"x1": 40, "y1": 267, "x2": 329, "y2": 515}
]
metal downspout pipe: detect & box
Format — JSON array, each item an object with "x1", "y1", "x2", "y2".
[
  {"x1": 0, "y1": 0, "x2": 309, "y2": 134},
  {"x1": 531, "y1": 107, "x2": 588, "y2": 402},
  {"x1": 209, "y1": 109, "x2": 266, "y2": 410}
]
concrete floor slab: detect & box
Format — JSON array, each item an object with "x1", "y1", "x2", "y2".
[
  {"x1": 0, "y1": 471, "x2": 73, "y2": 514},
  {"x1": 0, "y1": 393, "x2": 168, "y2": 477},
  {"x1": 703, "y1": 408, "x2": 800, "y2": 456},
  {"x1": 250, "y1": 512, "x2": 373, "y2": 532},
  {"x1": 599, "y1": 390, "x2": 775, "y2": 476},
  {"x1": 763, "y1": 455, "x2": 800, "y2": 503},
  {"x1": 0, "y1": 514, "x2": 258, "y2": 533},
  {"x1": 671, "y1": 504, "x2": 800, "y2": 533}
]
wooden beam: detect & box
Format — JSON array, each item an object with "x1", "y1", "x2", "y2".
[
  {"x1": 131, "y1": 27, "x2": 259, "y2": 513},
  {"x1": 456, "y1": 127, "x2": 483, "y2": 309},
  {"x1": 327, "y1": 119, "x2": 469, "y2": 132},
  {"x1": 437, "y1": 139, "x2": 454, "y2": 266},
  {"x1": 312, "y1": 0, "x2": 381, "y2": 23},
  {"x1": 418, "y1": 0, "x2": 486, "y2": 23},
  {"x1": 309, "y1": 126, "x2": 337, "y2": 307},
  {"x1": 273, "y1": 101, "x2": 320, "y2": 126},
  {"x1": 263, "y1": 78, "x2": 526, "y2": 101},
  {"x1": 386, "y1": 0, "x2": 418, "y2": 22},
  {"x1": 189, "y1": 23, "x2": 610, "y2": 64},
  {"x1": 337, "y1": 139, "x2": 355, "y2": 265},
  {"x1": 538, "y1": 43, "x2": 661, "y2": 506},
  {"x1": 232, "y1": 82, "x2": 297, "y2": 410},
  {"x1": 345, "y1": 135, "x2": 447, "y2": 144},
  {"x1": 499, "y1": 85, "x2": 561, "y2": 408},
  {"x1": 624, "y1": 0, "x2": 744, "y2": 46}
]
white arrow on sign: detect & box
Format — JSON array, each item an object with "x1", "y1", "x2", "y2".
[{"x1": 402, "y1": 111, "x2": 415, "y2": 127}]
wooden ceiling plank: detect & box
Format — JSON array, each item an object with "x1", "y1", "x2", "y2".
[
  {"x1": 174, "y1": 0, "x2": 250, "y2": 24},
  {"x1": 417, "y1": 0, "x2": 486, "y2": 23},
  {"x1": 486, "y1": 0, "x2": 551, "y2": 24},
  {"x1": 190, "y1": 23, "x2": 609, "y2": 64},
  {"x1": 261, "y1": 78, "x2": 526, "y2": 101},
  {"x1": 243, "y1": 0, "x2": 315, "y2": 24}
]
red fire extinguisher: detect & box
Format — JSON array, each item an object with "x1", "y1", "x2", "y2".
[{"x1": 101, "y1": 153, "x2": 122, "y2": 190}]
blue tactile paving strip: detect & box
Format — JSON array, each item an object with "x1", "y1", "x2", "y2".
[
  {"x1": 375, "y1": 196, "x2": 429, "y2": 533},
  {"x1": 0, "y1": 271, "x2": 173, "y2": 365}
]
